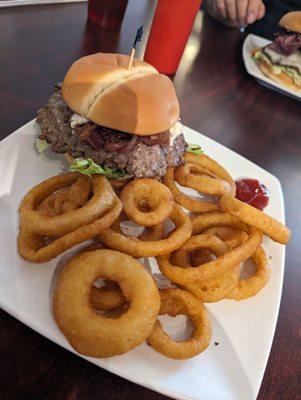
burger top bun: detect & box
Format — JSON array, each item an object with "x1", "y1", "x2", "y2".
[
  {"x1": 62, "y1": 53, "x2": 180, "y2": 136},
  {"x1": 279, "y1": 11, "x2": 301, "y2": 34}
]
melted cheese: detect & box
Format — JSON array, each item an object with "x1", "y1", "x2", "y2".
[
  {"x1": 169, "y1": 121, "x2": 182, "y2": 145},
  {"x1": 70, "y1": 113, "x2": 89, "y2": 128},
  {"x1": 264, "y1": 47, "x2": 301, "y2": 74}
]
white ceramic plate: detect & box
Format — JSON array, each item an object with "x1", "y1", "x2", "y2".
[
  {"x1": 0, "y1": 120, "x2": 286, "y2": 400},
  {"x1": 243, "y1": 33, "x2": 301, "y2": 100}
]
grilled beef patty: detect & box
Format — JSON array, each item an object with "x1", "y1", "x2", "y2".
[{"x1": 37, "y1": 88, "x2": 186, "y2": 178}]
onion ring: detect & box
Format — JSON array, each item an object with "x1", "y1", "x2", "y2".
[
  {"x1": 18, "y1": 198, "x2": 122, "y2": 263},
  {"x1": 98, "y1": 205, "x2": 192, "y2": 258},
  {"x1": 219, "y1": 195, "x2": 291, "y2": 244},
  {"x1": 53, "y1": 249, "x2": 160, "y2": 357},
  {"x1": 183, "y1": 153, "x2": 236, "y2": 195},
  {"x1": 90, "y1": 285, "x2": 126, "y2": 311},
  {"x1": 202, "y1": 226, "x2": 248, "y2": 249},
  {"x1": 139, "y1": 222, "x2": 165, "y2": 242},
  {"x1": 157, "y1": 227, "x2": 262, "y2": 283},
  {"x1": 164, "y1": 235, "x2": 240, "y2": 302},
  {"x1": 109, "y1": 212, "x2": 165, "y2": 242},
  {"x1": 147, "y1": 288, "x2": 212, "y2": 359},
  {"x1": 191, "y1": 212, "x2": 249, "y2": 235},
  {"x1": 37, "y1": 175, "x2": 91, "y2": 217},
  {"x1": 163, "y1": 167, "x2": 219, "y2": 213},
  {"x1": 201, "y1": 226, "x2": 271, "y2": 300},
  {"x1": 226, "y1": 246, "x2": 270, "y2": 300},
  {"x1": 20, "y1": 173, "x2": 116, "y2": 237},
  {"x1": 120, "y1": 179, "x2": 174, "y2": 226},
  {"x1": 174, "y1": 162, "x2": 232, "y2": 196}
]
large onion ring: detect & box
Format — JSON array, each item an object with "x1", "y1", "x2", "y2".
[
  {"x1": 20, "y1": 174, "x2": 115, "y2": 237},
  {"x1": 53, "y1": 249, "x2": 160, "y2": 357},
  {"x1": 120, "y1": 179, "x2": 174, "y2": 226},
  {"x1": 18, "y1": 199, "x2": 122, "y2": 263},
  {"x1": 37, "y1": 175, "x2": 92, "y2": 217},
  {"x1": 163, "y1": 167, "x2": 219, "y2": 213},
  {"x1": 219, "y1": 195, "x2": 291, "y2": 244},
  {"x1": 98, "y1": 205, "x2": 192, "y2": 258},
  {"x1": 174, "y1": 162, "x2": 232, "y2": 196},
  {"x1": 147, "y1": 288, "x2": 212, "y2": 359}
]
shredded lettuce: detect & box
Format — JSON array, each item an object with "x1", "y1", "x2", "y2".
[
  {"x1": 36, "y1": 138, "x2": 50, "y2": 154},
  {"x1": 252, "y1": 50, "x2": 263, "y2": 61},
  {"x1": 69, "y1": 157, "x2": 131, "y2": 179},
  {"x1": 186, "y1": 144, "x2": 203, "y2": 155}
]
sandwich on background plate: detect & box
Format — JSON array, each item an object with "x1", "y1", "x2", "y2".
[
  {"x1": 252, "y1": 11, "x2": 301, "y2": 92},
  {"x1": 36, "y1": 53, "x2": 188, "y2": 180}
]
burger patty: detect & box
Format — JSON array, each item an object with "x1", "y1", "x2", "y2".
[{"x1": 37, "y1": 89, "x2": 186, "y2": 178}]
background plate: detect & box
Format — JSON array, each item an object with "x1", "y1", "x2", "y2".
[
  {"x1": 242, "y1": 33, "x2": 301, "y2": 101},
  {"x1": 0, "y1": 121, "x2": 285, "y2": 400}
]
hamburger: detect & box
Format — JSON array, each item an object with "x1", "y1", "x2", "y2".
[
  {"x1": 252, "y1": 11, "x2": 301, "y2": 92},
  {"x1": 36, "y1": 53, "x2": 186, "y2": 179}
]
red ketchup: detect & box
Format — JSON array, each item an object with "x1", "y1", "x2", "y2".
[{"x1": 235, "y1": 178, "x2": 270, "y2": 211}]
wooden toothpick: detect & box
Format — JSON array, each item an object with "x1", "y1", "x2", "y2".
[
  {"x1": 127, "y1": 26, "x2": 143, "y2": 70},
  {"x1": 128, "y1": 48, "x2": 136, "y2": 70}
]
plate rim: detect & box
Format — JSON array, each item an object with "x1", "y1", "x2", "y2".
[{"x1": 242, "y1": 33, "x2": 301, "y2": 100}]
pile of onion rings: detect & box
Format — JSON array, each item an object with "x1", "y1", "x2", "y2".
[{"x1": 18, "y1": 148, "x2": 291, "y2": 360}]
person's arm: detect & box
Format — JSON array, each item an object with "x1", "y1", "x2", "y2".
[{"x1": 203, "y1": 0, "x2": 265, "y2": 28}]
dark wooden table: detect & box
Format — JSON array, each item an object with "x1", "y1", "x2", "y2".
[{"x1": 0, "y1": 2, "x2": 300, "y2": 400}]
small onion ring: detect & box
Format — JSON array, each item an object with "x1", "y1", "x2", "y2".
[
  {"x1": 183, "y1": 153, "x2": 236, "y2": 195},
  {"x1": 202, "y1": 226, "x2": 271, "y2": 300},
  {"x1": 174, "y1": 162, "x2": 232, "y2": 196},
  {"x1": 165, "y1": 235, "x2": 240, "y2": 302},
  {"x1": 53, "y1": 249, "x2": 160, "y2": 357},
  {"x1": 219, "y1": 195, "x2": 291, "y2": 244},
  {"x1": 20, "y1": 174, "x2": 115, "y2": 237},
  {"x1": 90, "y1": 285, "x2": 126, "y2": 311},
  {"x1": 98, "y1": 205, "x2": 192, "y2": 258},
  {"x1": 163, "y1": 167, "x2": 219, "y2": 213},
  {"x1": 147, "y1": 288, "x2": 212, "y2": 359},
  {"x1": 120, "y1": 179, "x2": 174, "y2": 227},
  {"x1": 76, "y1": 243, "x2": 126, "y2": 311}
]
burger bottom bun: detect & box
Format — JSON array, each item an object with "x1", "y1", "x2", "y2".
[{"x1": 259, "y1": 61, "x2": 301, "y2": 92}]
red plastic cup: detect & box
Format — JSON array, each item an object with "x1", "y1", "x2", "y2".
[
  {"x1": 88, "y1": 0, "x2": 129, "y2": 29},
  {"x1": 144, "y1": 0, "x2": 202, "y2": 74}
]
